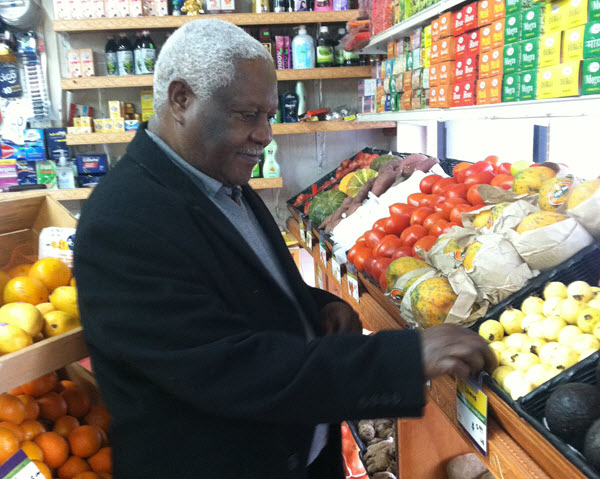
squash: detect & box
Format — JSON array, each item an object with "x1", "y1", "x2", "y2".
[
  {"x1": 345, "y1": 169, "x2": 378, "y2": 198},
  {"x1": 410, "y1": 277, "x2": 457, "y2": 328},
  {"x1": 370, "y1": 154, "x2": 400, "y2": 172},
  {"x1": 307, "y1": 189, "x2": 347, "y2": 227}
]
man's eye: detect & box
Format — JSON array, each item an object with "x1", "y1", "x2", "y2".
[{"x1": 240, "y1": 112, "x2": 257, "y2": 120}]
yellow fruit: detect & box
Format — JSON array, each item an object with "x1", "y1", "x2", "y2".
[
  {"x1": 28, "y1": 258, "x2": 72, "y2": 292},
  {"x1": 43, "y1": 310, "x2": 80, "y2": 337},
  {"x1": 499, "y1": 308, "x2": 525, "y2": 335},
  {"x1": 521, "y1": 313, "x2": 544, "y2": 333},
  {"x1": 410, "y1": 277, "x2": 457, "y2": 328},
  {"x1": 526, "y1": 364, "x2": 553, "y2": 389},
  {"x1": 546, "y1": 344, "x2": 579, "y2": 371},
  {"x1": 463, "y1": 241, "x2": 482, "y2": 272},
  {"x1": 522, "y1": 337, "x2": 547, "y2": 356},
  {"x1": 489, "y1": 341, "x2": 505, "y2": 363},
  {"x1": 538, "y1": 177, "x2": 573, "y2": 211},
  {"x1": 442, "y1": 237, "x2": 463, "y2": 254},
  {"x1": 580, "y1": 349, "x2": 598, "y2": 361},
  {"x1": 0, "y1": 271, "x2": 10, "y2": 306},
  {"x1": 559, "y1": 297, "x2": 585, "y2": 325},
  {"x1": 49, "y1": 286, "x2": 80, "y2": 320},
  {"x1": 500, "y1": 348, "x2": 520, "y2": 367},
  {"x1": 516, "y1": 211, "x2": 567, "y2": 234},
  {"x1": 487, "y1": 202, "x2": 510, "y2": 229},
  {"x1": 567, "y1": 179, "x2": 600, "y2": 210},
  {"x1": 539, "y1": 342, "x2": 561, "y2": 365},
  {"x1": 3, "y1": 277, "x2": 49, "y2": 305},
  {"x1": 70, "y1": 278, "x2": 76, "y2": 288},
  {"x1": 578, "y1": 308, "x2": 600, "y2": 333},
  {"x1": 35, "y1": 303, "x2": 55, "y2": 316},
  {"x1": 558, "y1": 325, "x2": 584, "y2": 346},
  {"x1": 571, "y1": 334, "x2": 600, "y2": 353},
  {"x1": 543, "y1": 282, "x2": 568, "y2": 301},
  {"x1": 541, "y1": 316, "x2": 567, "y2": 341},
  {"x1": 338, "y1": 172, "x2": 358, "y2": 195},
  {"x1": 513, "y1": 352, "x2": 541, "y2": 372},
  {"x1": 8, "y1": 264, "x2": 32, "y2": 278},
  {"x1": 385, "y1": 257, "x2": 430, "y2": 293},
  {"x1": 521, "y1": 296, "x2": 544, "y2": 316},
  {"x1": 512, "y1": 166, "x2": 557, "y2": 194},
  {"x1": 492, "y1": 366, "x2": 515, "y2": 388},
  {"x1": 473, "y1": 210, "x2": 492, "y2": 229},
  {"x1": 504, "y1": 370, "x2": 534, "y2": 400},
  {"x1": 543, "y1": 297, "x2": 563, "y2": 317},
  {"x1": 527, "y1": 321, "x2": 547, "y2": 339},
  {"x1": 0, "y1": 323, "x2": 32, "y2": 354},
  {"x1": 567, "y1": 281, "x2": 594, "y2": 302},
  {"x1": 0, "y1": 303, "x2": 43, "y2": 336},
  {"x1": 504, "y1": 333, "x2": 528, "y2": 351},
  {"x1": 479, "y1": 320, "x2": 504, "y2": 342},
  {"x1": 345, "y1": 169, "x2": 378, "y2": 198}
]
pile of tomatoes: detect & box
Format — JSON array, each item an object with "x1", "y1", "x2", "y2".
[{"x1": 346, "y1": 156, "x2": 515, "y2": 290}]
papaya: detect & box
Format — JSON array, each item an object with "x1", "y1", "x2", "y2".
[
  {"x1": 443, "y1": 237, "x2": 462, "y2": 254},
  {"x1": 473, "y1": 210, "x2": 492, "y2": 229},
  {"x1": 516, "y1": 211, "x2": 567, "y2": 234},
  {"x1": 410, "y1": 277, "x2": 457, "y2": 328},
  {"x1": 567, "y1": 179, "x2": 600, "y2": 210},
  {"x1": 487, "y1": 202, "x2": 510, "y2": 229},
  {"x1": 512, "y1": 166, "x2": 557, "y2": 195},
  {"x1": 538, "y1": 177, "x2": 573, "y2": 211},
  {"x1": 385, "y1": 257, "x2": 430, "y2": 293},
  {"x1": 463, "y1": 241, "x2": 482, "y2": 271}
]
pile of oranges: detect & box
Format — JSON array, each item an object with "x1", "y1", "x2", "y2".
[{"x1": 0, "y1": 371, "x2": 112, "y2": 479}]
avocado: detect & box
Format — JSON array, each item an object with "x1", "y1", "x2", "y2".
[
  {"x1": 584, "y1": 419, "x2": 600, "y2": 470},
  {"x1": 545, "y1": 383, "x2": 600, "y2": 450}
]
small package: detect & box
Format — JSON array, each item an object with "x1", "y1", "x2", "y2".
[
  {"x1": 490, "y1": 47, "x2": 503, "y2": 76},
  {"x1": 413, "y1": 48, "x2": 422, "y2": 68},
  {"x1": 412, "y1": 68, "x2": 422, "y2": 89},
  {"x1": 430, "y1": 63, "x2": 440, "y2": 86},
  {"x1": 155, "y1": 0, "x2": 169, "y2": 15},
  {"x1": 430, "y1": 86, "x2": 439, "y2": 107},
  {"x1": 492, "y1": 0, "x2": 505, "y2": 20},
  {"x1": 456, "y1": 33, "x2": 468, "y2": 58},
  {"x1": 477, "y1": 77, "x2": 491, "y2": 104},
  {"x1": 564, "y1": 0, "x2": 589, "y2": 29},
  {"x1": 488, "y1": 75, "x2": 502, "y2": 102},
  {"x1": 452, "y1": 82, "x2": 464, "y2": 106},
  {"x1": 439, "y1": 12, "x2": 454, "y2": 37},
  {"x1": 439, "y1": 37, "x2": 456, "y2": 61},
  {"x1": 464, "y1": 54, "x2": 479, "y2": 80},
  {"x1": 141, "y1": 89, "x2": 153, "y2": 110},
  {"x1": 78, "y1": 174, "x2": 105, "y2": 187},
  {"x1": 464, "y1": 2, "x2": 479, "y2": 31},
  {"x1": 103, "y1": 118, "x2": 114, "y2": 132},
  {"x1": 544, "y1": 1, "x2": 567, "y2": 33},
  {"x1": 479, "y1": 0, "x2": 493, "y2": 26},
  {"x1": 584, "y1": 22, "x2": 600, "y2": 58},
  {"x1": 503, "y1": 72, "x2": 520, "y2": 101},
  {"x1": 539, "y1": 31, "x2": 562, "y2": 67},
  {"x1": 23, "y1": 129, "x2": 46, "y2": 161},
  {"x1": 424, "y1": 25, "x2": 432, "y2": 48},
  {"x1": 431, "y1": 40, "x2": 441, "y2": 63},
  {"x1": 437, "y1": 85, "x2": 452, "y2": 106},
  {"x1": 492, "y1": 18, "x2": 506, "y2": 48},
  {"x1": 591, "y1": 0, "x2": 600, "y2": 19},
  {"x1": 424, "y1": 48, "x2": 431, "y2": 67},
  {"x1": 403, "y1": 71, "x2": 413, "y2": 91},
  {"x1": 0, "y1": 159, "x2": 17, "y2": 191},
  {"x1": 130, "y1": 0, "x2": 143, "y2": 16},
  {"x1": 411, "y1": 27, "x2": 422, "y2": 49},
  {"x1": 67, "y1": 50, "x2": 82, "y2": 78},
  {"x1": 468, "y1": 29, "x2": 481, "y2": 54},
  {"x1": 77, "y1": 154, "x2": 108, "y2": 174},
  {"x1": 45, "y1": 128, "x2": 70, "y2": 163},
  {"x1": 16, "y1": 160, "x2": 37, "y2": 186},
  {"x1": 109, "y1": 100, "x2": 123, "y2": 119},
  {"x1": 36, "y1": 160, "x2": 57, "y2": 190},
  {"x1": 455, "y1": 58, "x2": 466, "y2": 81},
  {"x1": 480, "y1": 24, "x2": 494, "y2": 52},
  {"x1": 439, "y1": 61, "x2": 456, "y2": 84},
  {"x1": 406, "y1": 52, "x2": 414, "y2": 71},
  {"x1": 521, "y1": 38, "x2": 540, "y2": 69},
  {"x1": 506, "y1": 0, "x2": 522, "y2": 15},
  {"x1": 582, "y1": 57, "x2": 600, "y2": 94},
  {"x1": 521, "y1": 5, "x2": 543, "y2": 39},
  {"x1": 38, "y1": 227, "x2": 77, "y2": 267},
  {"x1": 401, "y1": 91, "x2": 412, "y2": 110},
  {"x1": 504, "y1": 42, "x2": 521, "y2": 73},
  {"x1": 505, "y1": 12, "x2": 523, "y2": 43},
  {"x1": 112, "y1": 117, "x2": 125, "y2": 132},
  {"x1": 80, "y1": 49, "x2": 95, "y2": 77},
  {"x1": 422, "y1": 67, "x2": 430, "y2": 88},
  {"x1": 455, "y1": 10, "x2": 466, "y2": 36},
  {"x1": 93, "y1": 119, "x2": 105, "y2": 133},
  {"x1": 462, "y1": 80, "x2": 477, "y2": 105},
  {"x1": 479, "y1": 51, "x2": 493, "y2": 78},
  {"x1": 431, "y1": 17, "x2": 441, "y2": 42},
  {"x1": 563, "y1": 26, "x2": 585, "y2": 61},
  {"x1": 411, "y1": 89, "x2": 422, "y2": 110}
]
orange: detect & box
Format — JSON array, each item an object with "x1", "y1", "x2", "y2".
[
  {"x1": 88, "y1": 447, "x2": 112, "y2": 473},
  {"x1": 21, "y1": 372, "x2": 59, "y2": 398},
  {"x1": 34, "y1": 431, "x2": 69, "y2": 469},
  {"x1": 97, "y1": 427, "x2": 109, "y2": 447},
  {"x1": 8, "y1": 264, "x2": 32, "y2": 278},
  {"x1": 61, "y1": 388, "x2": 91, "y2": 419},
  {"x1": 0, "y1": 427, "x2": 19, "y2": 464},
  {"x1": 20, "y1": 420, "x2": 46, "y2": 440},
  {"x1": 73, "y1": 473, "x2": 100, "y2": 479},
  {"x1": 97, "y1": 474, "x2": 112, "y2": 479},
  {"x1": 84, "y1": 407, "x2": 111, "y2": 433},
  {"x1": 37, "y1": 392, "x2": 67, "y2": 422},
  {"x1": 33, "y1": 460, "x2": 52, "y2": 479},
  {"x1": 0, "y1": 393, "x2": 26, "y2": 424},
  {"x1": 68, "y1": 425, "x2": 102, "y2": 458},
  {"x1": 56, "y1": 380, "x2": 78, "y2": 393},
  {"x1": 70, "y1": 278, "x2": 77, "y2": 288},
  {"x1": 0, "y1": 421, "x2": 23, "y2": 442},
  {"x1": 58, "y1": 455, "x2": 91, "y2": 478},
  {"x1": 21, "y1": 440, "x2": 44, "y2": 461},
  {"x1": 3, "y1": 276, "x2": 49, "y2": 305},
  {"x1": 54, "y1": 415, "x2": 80, "y2": 438},
  {"x1": 17, "y1": 395, "x2": 40, "y2": 420},
  {"x1": 29, "y1": 258, "x2": 72, "y2": 292},
  {"x1": 8, "y1": 386, "x2": 23, "y2": 395},
  {"x1": 0, "y1": 271, "x2": 10, "y2": 306}
]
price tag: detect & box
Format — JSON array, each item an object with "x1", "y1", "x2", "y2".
[
  {"x1": 298, "y1": 214, "x2": 306, "y2": 244},
  {"x1": 456, "y1": 378, "x2": 488, "y2": 456},
  {"x1": 319, "y1": 234, "x2": 327, "y2": 266},
  {"x1": 331, "y1": 257, "x2": 341, "y2": 284},
  {"x1": 316, "y1": 263, "x2": 324, "y2": 290},
  {"x1": 346, "y1": 264, "x2": 360, "y2": 303},
  {"x1": 0, "y1": 449, "x2": 44, "y2": 479},
  {"x1": 306, "y1": 220, "x2": 313, "y2": 250}
]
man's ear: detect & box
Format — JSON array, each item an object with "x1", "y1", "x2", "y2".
[{"x1": 167, "y1": 80, "x2": 193, "y2": 125}]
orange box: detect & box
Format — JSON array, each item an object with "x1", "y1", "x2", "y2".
[
  {"x1": 438, "y1": 61, "x2": 456, "y2": 84},
  {"x1": 402, "y1": 92, "x2": 412, "y2": 110},
  {"x1": 479, "y1": 51, "x2": 492, "y2": 78},
  {"x1": 476, "y1": 77, "x2": 491, "y2": 104},
  {"x1": 452, "y1": 83, "x2": 464, "y2": 106},
  {"x1": 430, "y1": 87, "x2": 439, "y2": 107},
  {"x1": 439, "y1": 12, "x2": 454, "y2": 38},
  {"x1": 478, "y1": 0, "x2": 493, "y2": 27},
  {"x1": 462, "y1": 81, "x2": 477, "y2": 105},
  {"x1": 439, "y1": 37, "x2": 456, "y2": 62},
  {"x1": 490, "y1": 47, "x2": 503, "y2": 77},
  {"x1": 430, "y1": 64, "x2": 440, "y2": 86},
  {"x1": 403, "y1": 71, "x2": 413, "y2": 91},
  {"x1": 388, "y1": 41, "x2": 397, "y2": 58},
  {"x1": 491, "y1": 0, "x2": 505, "y2": 21},
  {"x1": 488, "y1": 75, "x2": 502, "y2": 103},
  {"x1": 479, "y1": 24, "x2": 493, "y2": 52},
  {"x1": 491, "y1": 18, "x2": 505, "y2": 49},
  {"x1": 437, "y1": 85, "x2": 452, "y2": 107},
  {"x1": 431, "y1": 17, "x2": 441, "y2": 42},
  {"x1": 431, "y1": 40, "x2": 441, "y2": 64},
  {"x1": 456, "y1": 34, "x2": 468, "y2": 58}
]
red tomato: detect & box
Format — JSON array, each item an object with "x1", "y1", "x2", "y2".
[
  {"x1": 464, "y1": 170, "x2": 495, "y2": 186},
  {"x1": 420, "y1": 194, "x2": 445, "y2": 208},
  {"x1": 450, "y1": 204, "x2": 479, "y2": 225},
  {"x1": 364, "y1": 229, "x2": 386, "y2": 249},
  {"x1": 420, "y1": 174, "x2": 443, "y2": 194},
  {"x1": 400, "y1": 225, "x2": 427, "y2": 247},
  {"x1": 389, "y1": 203, "x2": 417, "y2": 216},
  {"x1": 355, "y1": 234, "x2": 367, "y2": 247},
  {"x1": 372, "y1": 218, "x2": 387, "y2": 233},
  {"x1": 445, "y1": 183, "x2": 470, "y2": 200},
  {"x1": 384, "y1": 214, "x2": 411, "y2": 235},
  {"x1": 430, "y1": 220, "x2": 453, "y2": 237},
  {"x1": 363, "y1": 256, "x2": 378, "y2": 278},
  {"x1": 462, "y1": 161, "x2": 494, "y2": 182},
  {"x1": 497, "y1": 163, "x2": 512, "y2": 175},
  {"x1": 467, "y1": 184, "x2": 484, "y2": 205},
  {"x1": 407, "y1": 193, "x2": 429, "y2": 207},
  {"x1": 391, "y1": 246, "x2": 414, "y2": 260},
  {"x1": 374, "y1": 235, "x2": 404, "y2": 258},
  {"x1": 379, "y1": 271, "x2": 388, "y2": 291},
  {"x1": 453, "y1": 162, "x2": 472, "y2": 182},
  {"x1": 353, "y1": 246, "x2": 374, "y2": 271},
  {"x1": 490, "y1": 174, "x2": 514, "y2": 190},
  {"x1": 434, "y1": 198, "x2": 469, "y2": 219},
  {"x1": 423, "y1": 212, "x2": 446, "y2": 232},
  {"x1": 410, "y1": 207, "x2": 435, "y2": 225},
  {"x1": 484, "y1": 155, "x2": 500, "y2": 170},
  {"x1": 413, "y1": 235, "x2": 437, "y2": 254},
  {"x1": 432, "y1": 177, "x2": 458, "y2": 195},
  {"x1": 372, "y1": 257, "x2": 393, "y2": 281},
  {"x1": 347, "y1": 245, "x2": 357, "y2": 263}
]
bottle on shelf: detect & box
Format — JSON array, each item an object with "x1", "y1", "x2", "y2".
[
  {"x1": 333, "y1": 0, "x2": 347, "y2": 10},
  {"x1": 295, "y1": 81, "x2": 306, "y2": 116},
  {"x1": 316, "y1": 26, "x2": 334, "y2": 68},
  {"x1": 334, "y1": 27, "x2": 345, "y2": 66},
  {"x1": 272, "y1": 0, "x2": 289, "y2": 11},
  {"x1": 259, "y1": 28, "x2": 275, "y2": 60},
  {"x1": 314, "y1": 0, "x2": 332, "y2": 11},
  {"x1": 105, "y1": 35, "x2": 117, "y2": 76},
  {"x1": 292, "y1": 25, "x2": 315, "y2": 69},
  {"x1": 252, "y1": 0, "x2": 269, "y2": 12},
  {"x1": 251, "y1": 154, "x2": 262, "y2": 178},
  {"x1": 171, "y1": 0, "x2": 182, "y2": 15},
  {"x1": 56, "y1": 152, "x2": 75, "y2": 190},
  {"x1": 262, "y1": 139, "x2": 280, "y2": 179},
  {"x1": 134, "y1": 30, "x2": 156, "y2": 75},
  {"x1": 116, "y1": 33, "x2": 134, "y2": 76}
]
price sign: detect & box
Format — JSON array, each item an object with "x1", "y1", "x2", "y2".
[
  {"x1": 456, "y1": 378, "x2": 488, "y2": 456},
  {"x1": 305, "y1": 221, "x2": 313, "y2": 250},
  {"x1": 331, "y1": 257, "x2": 341, "y2": 283},
  {"x1": 346, "y1": 264, "x2": 360, "y2": 303},
  {"x1": 316, "y1": 264, "x2": 323, "y2": 290},
  {"x1": 318, "y1": 234, "x2": 327, "y2": 266},
  {"x1": 298, "y1": 214, "x2": 306, "y2": 244},
  {"x1": 0, "y1": 449, "x2": 44, "y2": 479}
]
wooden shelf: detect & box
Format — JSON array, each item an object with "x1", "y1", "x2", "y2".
[
  {"x1": 67, "y1": 132, "x2": 136, "y2": 145},
  {"x1": 249, "y1": 177, "x2": 283, "y2": 189},
  {"x1": 272, "y1": 120, "x2": 396, "y2": 134},
  {"x1": 54, "y1": 10, "x2": 359, "y2": 32},
  {"x1": 61, "y1": 67, "x2": 372, "y2": 91}
]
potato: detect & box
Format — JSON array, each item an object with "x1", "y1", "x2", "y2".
[{"x1": 446, "y1": 453, "x2": 487, "y2": 479}]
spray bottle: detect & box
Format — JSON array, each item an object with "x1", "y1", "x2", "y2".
[{"x1": 262, "y1": 139, "x2": 280, "y2": 178}]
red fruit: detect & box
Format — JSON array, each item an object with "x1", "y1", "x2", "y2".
[
  {"x1": 400, "y1": 225, "x2": 427, "y2": 247},
  {"x1": 383, "y1": 214, "x2": 411, "y2": 235},
  {"x1": 391, "y1": 246, "x2": 414, "y2": 260},
  {"x1": 420, "y1": 174, "x2": 443, "y2": 194},
  {"x1": 430, "y1": 220, "x2": 453, "y2": 237},
  {"x1": 389, "y1": 203, "x2": 416, "y2": 216},
  {"x1": 407, "y1": 193, "x2": 429, "y2": 207},
  {"x1": 379, "y1": 271, "x2": 388, "y2": 291},
  {"x1": 363, "y1": 257, "x2": 378, "y2": 278},
  {"x1": 435, "y1": 198, "x2": 469, "y2": 219},
  {"x1": 373, "y1": 235, "x2": 404, "y2": 258},
  {"x1": 420, "y1": 194, "x2": 445, "y2": 208},
  {"x1": 364, "y1": 229, "x2": 386, "y2": 249},
  {"x1": 483, "y1": 155, "x2": 500, "y2": 169},
  {"x1": 410, "y1": 207, "x2": 435, "y2": 226},
  {"x1": 490, "y1": 174, "x2": 514, "y2": 190},
  {"x1": 372, "y1": 257, "x2": 393, "y2": 281},
  {"x1": 453, "y1": 162, "x2": 472, "y2": 182},
  {"x1": 467, "y1": 184, "x2": 484, "y2": 206},
  {"x1": 464, "y1": 171, "x2": 495, "y2": 186},
  {"x1": 352, "y1": 246, "x2": 374, "y2": 271},
  {"x1": 432, "y1": 177, "x2": 458, "y2": 195},
  {"x1": 445, "y1": 183, "x2": 470, "y2": 200},
  {"x1": 496, "y1": 162, "x2": 512, "y2": 175},
  {"x1": 423, "y1": 213, "x2": 446, "y2": 232},
  {"x1": 413, "y1": 235, "x2": 437, "y2": 254},
  {"x1": 355, "y1": 235, "x2": 367, "y2": 247},
  {"x1": 450, "y1": 204, "x2": 479, "y2": 225},
  {"x1": 372, "y1": 218, "x2": 387, "y2": 233}
]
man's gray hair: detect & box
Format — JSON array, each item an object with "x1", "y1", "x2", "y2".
[{"x1": 153, "y1": 19, "x2": 273, "y2": 115}]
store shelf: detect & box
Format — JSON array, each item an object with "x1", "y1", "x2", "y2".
[
  {"x1": 61, "y1": 67, "x2": 371, "y2": 91},
  {"x1": 356, "y1": 95, "x2": 600, "y2": 122},
  {"x1": 67, "y1": 132, "x2": 136, "y2": 144},
  {"x1": 358, "y1": 0, "x2": 467, "y2": 54},
  {"x1": 249, "y1": 177, "x2": 283, "y2": 189},
  {"x1": 54, "y1": 10, "x2": 359, "y2": 32},
  {"x1": 272, "y1": 120, "x2": 396, "y2": 134}
]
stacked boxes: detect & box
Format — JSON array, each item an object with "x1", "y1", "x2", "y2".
[{"x1": 54, "y1": 0, "x2": 168, "y2": 19}]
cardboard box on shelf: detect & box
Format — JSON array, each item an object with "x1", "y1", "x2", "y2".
[
  {"x1": 439, "y1": 12, "x2": 454, "y2": 38},
  {"x1": 432, "y1": 17, "x2": 441, "y2": 42},
  {"x1": 582, "y1": 57, "x2": 600, "y2": 93},
  {"x1": 406, "y1": 52, "x2": 414, "y2": 71},
  {"x1": 440, "y1": 37, "x2": 456, "y2": 61},
  {"x1": 413, "y1": 48, "x2": 422, "y2": 68},
  {"x1": 423, "y1": 68, "x2": 430, "y2": 88},
  {"x1": 452, "y1": 82, "x2": 464, "y2": 106},
  {"x1": 481, "y1": 24, "x2": 493, "y2": 51},
  {"x1": 505, "y1": 0, "x2": 521, "y2": 15},
  {"x1": 544, "y1": 0, "x2": 567, "y2": 34},
  {"x1": 412, "y1": 28, "x2": 422, "y2": 50},
  {"x1": 503, "y1": 72, "x2": 520, "y2": 101},
  {"x1": 431, "y1": 40, "x2": 441, "y2": 63},
  {"x1": 462, "y1": 80, "x2": 477, "y2": 104},
  {"x1": 438, "y1": 85, "x2": 452, "y2": 106},
  {"x1": 563, "y1": 25, "x2": 585, "y2": 61},
  {"x1": 479, "y1": 50, "x2": 493, "y2": 77},
  {"x1": 477, "y1": 77, "x2": 491, "y2": 104},
  {"x1": 552, "y1": 61, "x2": 581, "y2": 97},
  {"x1": 503, "y1": 42, "x2": 521, "y2": 73},
  {"x1": 455, "y1": 58, "x2": 466, "y2": 81},
  {"x1": 455, "y1": 10, "x2": 466, "y2": 36},
  {"x1": 67, "y1": 50, "x2": 81, "y2": 79},
  {"x1": 412, "y1": 69, "x2": 423, "y2": 90},
  {"x1": 465, "y1": 54, "x2": 479, "y2": 80},
  {"x1": 79, "y1": 49, "x2": 94, "y2": 77},
  {"x1": 539, "y1": 31, "x2": 562, "y2": 67},
  {"x1": 456, "y1": 34, "x2": 468, "y2": 58},
  {"x1": 402, "y1": 91, "x2": 412, "y2": 110},
  {"x1": 564, "y1": 0, "x2": 589, "y2": 29},
  {"x1": 430, "y1": 64, "x2": 440, "y2": 86},
  {"x1": 591, "y1": 0, "x2": 600, "y2": 19},
  {"x1": 439, "y1": 61, "x2": 457, "y2": 84},
  {"x1": 411, "y1": 89, "x2": 422, "y2": 109},
  {"x1": 464, "y1": 2, "x2": 479, "y2": 31},
  {"x1": 505, "y1": 12, "x2": 523, "y2": 43},
  {"x1": 469, "y1": 29, "x2": 481, "y2": 54},
  {"x1": 424, "y1": 25, "x2": 432, "y2": 48},
  {"x1": 521, "y1": 38, "x2": 541, "y2": 69},
  {"x1": 404, "y1": 71, "x2": 413, "y2": 91},
  {"x1": 522, "y1": 5, "x2": 543, "y2": 39},
  {"x1": 479, "y1": 0, "x2": 493, "y2": 26},
  {"x1": 488, "y1": 74, "x2": 502, "y2": 102},
  {"x1": 424, "y1": 48, "x2": 431, "y2": 68},
  {"x1": 492, "y1": 0, "x2": 505, "y2": 20},
  {"x1": 492, "y1": 18, "x2": 506, "y2": 48},
  {"x1": 584, "y1": 22, "x2": 600, "y2": 58}
]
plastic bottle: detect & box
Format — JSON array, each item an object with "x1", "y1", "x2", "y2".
[
  {"x1": 333, "y1": 0, "x2": 347, "y2": 10},
  {"x1": 56, "y1": 152, "x2": 75, "y2": 189},
  {"x1": 314, "y1": 0, "x2": 332, "y2": 11},
  {"x1": 316, "y1": 26, "x2": 334, "y2": 67},
  {"x1": 252, "y1": 0, "x2": 269, "y2": 12},
  {"x1": 171, "y1": 0, "x2": 182, "y2": 15},
  {"x1": 134, "y1": 30, "x2": 156, "y2": 75},
  {"x1": 105, "y1": 35, "x2": 118, "y2": 76},
  {"x1": 295, "y1": 81, "x2": 306, "y2": 116},
  {"x1": 292, "y1": 26, "x2": 315, "y2": 69},
  {"x1": 334, "y1": 28, "x2": 345, "y2": 66},
  {"x1": 272, "y1": 0, "x2": 289, "y2": 11},
  {"x1": 251, "y1": 154, "x2": 262, "y2": 178},
  {"x1": 262, "y1": 139, "x2": 280, "y2": 178},
  {"x1": 293, "y1": 0, "x2": 307, "y2": 10},
  {"x1": 116, "y1": 33, "x2": 134, "y2": 76}
]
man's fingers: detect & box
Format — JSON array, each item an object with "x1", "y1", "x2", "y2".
[{"x1": 439, "y1": 357, "x2": 471, "y2": 379}]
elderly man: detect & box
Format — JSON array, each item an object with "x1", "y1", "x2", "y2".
[{"x1": 74, "y1": 20, "x2": 495, "y2": 479}]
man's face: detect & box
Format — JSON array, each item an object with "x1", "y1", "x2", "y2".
[{"x1": 180, "y1": 58, "x2": 278, "y2": 187}]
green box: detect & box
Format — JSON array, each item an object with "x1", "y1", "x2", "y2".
[
  {"x1": 519, "y1": 69, "x2": 538, "y2": 100},
  {"x1": 503, "y1": 73, "x2": 520, "y2": 101},
  {"x1": 591, "y1": 0, "x2": 600, "y2": 20},
  {"x1": 503, "y1": 42, "x2": 522, "y2": 73},
  {"x1": 582, "y1": 57, "x2": 600, "y2": 94},
  {"x1": 539, "y1": 31, "x2": 562, "y2": 67},
  {"x1": 522, "y1": 5, "x2": 543, "y2": 39},
  {"x1": 506, "y1": 12, "x2": 523, "y2": 43},
  {"x1": 413, "y1": 48, "x2": 422, "y2": 69},
  {"x1": 584, "y1": 22, "x2": 600, "y2": 58},
  {"x1": 391, "y1": 92, "x2": 401, "y2": 111},
  {"x1": 390, "y1": 75, "x2": 397, "y2": 94},
  {"x1": 521, "y1": 38, "x2": 540, "y2": 70},
  {"x1": 506, "y1": 0, "x2": 522, "y2": 15},
  {"x1": 406, "y1": 52, "x2": 414, "y2": 71}
]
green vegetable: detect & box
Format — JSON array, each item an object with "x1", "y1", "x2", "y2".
[
  {"x1": 308, "y1": 189, "x2": 347, "y2": 226},
  {"x1": 370, "y1": 154, "x2": 400, "y2": 172}
]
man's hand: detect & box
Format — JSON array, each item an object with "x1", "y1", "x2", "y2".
[
  {"x1": 319, "y1": 301, "x2": 362, "y2": 335},
  {"x1": 421, "y1": 324, "x2": 497, "y2": 380}
]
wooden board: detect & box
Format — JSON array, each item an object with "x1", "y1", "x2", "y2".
[
  {"x1": 358, "y1": 271, "x2": 407, "y2": 329},
  {"x1": 272, "y1": 121, "x2": 397, "y2": 135}
]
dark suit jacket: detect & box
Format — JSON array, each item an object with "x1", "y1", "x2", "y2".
[{"x1": 74, "y1": 125, "x2": 426, "y2": 479}]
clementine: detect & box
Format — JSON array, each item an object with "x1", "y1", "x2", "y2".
[
  {"x1": 17, "y1": 394, "x2": 40, "y2": 420},
  {"x1": 0, "y1": 393, "x2": 26, "y2": 424},
  {"x1": 29, "y1": 258, "x2": 72, "y2": 292},
  {"x1": 61, "y1": 387, "x2": 91, "y2": 418},
  {"x1": 37, "y1": 392, "x2": 67, "y2": 421},
  {"x1": 20, "y1": 440, "x2": 44, "y2": 461},
  {"x1": 20, "y1": 420, "x2": 46, "y2": 440},
  {"x1": 88, "y1": 447, "x2": 112, "y2": 474},
  {"x1": 68, "y1": 425, "x2": 102, "y2": 458},
  {"x1": 34, "y1": 431, "x2": 69, "y2": 469},
  {"x1": 58, "y1": 455, "x2": 91, "y2": 479},
  {"x1": 0, "y1": 421, "x2": 23, "y2": 442},
  {"x1": 54, "y1": 415, "x2": 80, "y2": 438},
  {"x1": 33, "y1": 460, "x2": 52, "y2": 479},
  {"x1": 0, "y1": 427, "x2": 20, "y2": 464},
  {"x1": 3, "y1": 276, "x2": 49, "y2": 305},
  {"x1": 21, "y1": 372, "x2": 59, "y2": 397},
  {"x1": 84, "y1": 406, "x2": 111, "y2": 432}
]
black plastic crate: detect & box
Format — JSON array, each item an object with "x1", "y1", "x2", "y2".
[
  {"x1": 514, "y1": 352, "x2": 600, "y2": 479},
  {"x1": 439, "y1": 158, "x2": 470, "y2": 176}
]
